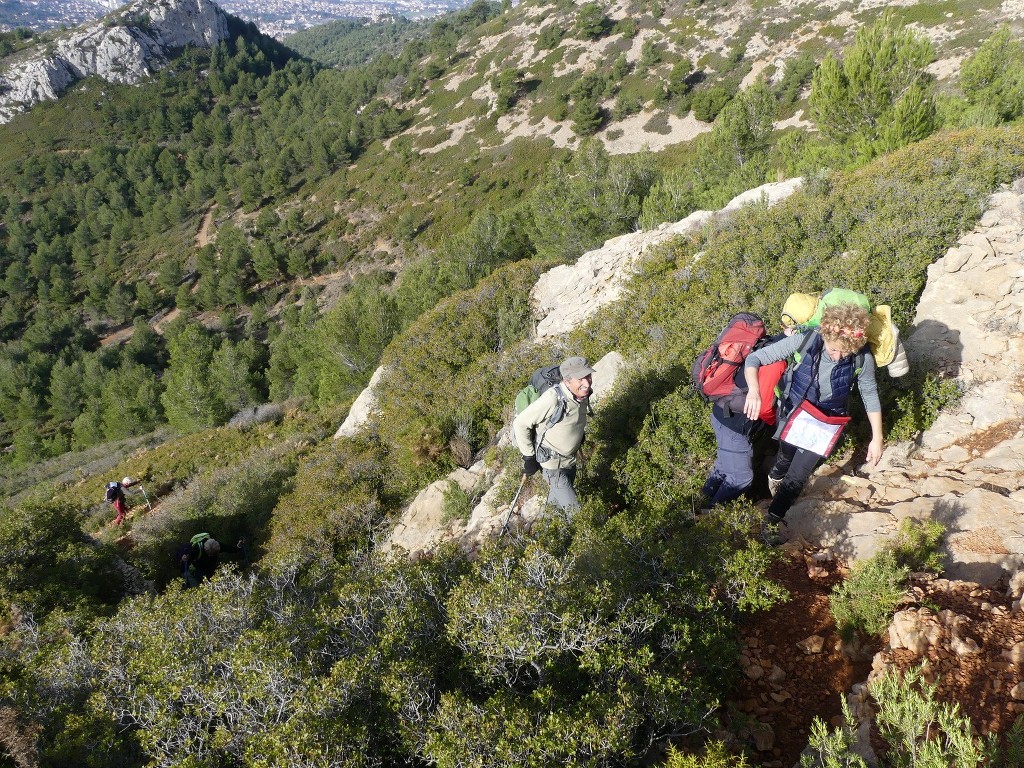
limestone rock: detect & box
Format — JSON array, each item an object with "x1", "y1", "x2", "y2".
[
  {"x1": 0, "y1": 0, "x2": 230, "y2": 124},
  {"x1": 796, "y1": 635, "x2": 825, "y2": 654},
  {"x1": 532, "y1": 179, "x2": 801, "y2": 340}
]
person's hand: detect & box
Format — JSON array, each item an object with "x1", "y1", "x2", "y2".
[
  {"x1": 743, "y1": 390, "x2": 762, "y2": 421},
  {"x1": 866, "y1": 436, "x2": 884, "y2": 467},
  {"x1": 523, "y1": 455, "x2": 540, "y2": 476},
  {"x1": 237, "y1": 538, "x2": 246, "y2": 549}
]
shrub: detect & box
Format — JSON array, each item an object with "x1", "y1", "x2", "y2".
[
  {"x1": 665, "y1": 742, "x2": 750, "y2": 767},
  {"x1": 0, "y1": 496, "x2": 125, "y2": 624},
  {"x1": 870, "y1": 666, "x2": 995, "y2": 767},
  {"x1": 692, "y1": 84, "x2": 734, "y2": 122},
  {"x1": 829, "y1": 550, "x2": 909, "y2": 640},
  {"x1": 800, "y1": 697, "x2": 867, "y2": 767},
  {"x1": 884, "y1": 371, "x2": 963, "y2": 444},
  {"x1": 426, "y1": 503, "x2": 783, "y2": 766},
  {"x1": 377, "y1": 260, "x2": 547, "y2": 489},
  {"x1": 888, "y1": 517, "x2": 945, "y2": 573}
]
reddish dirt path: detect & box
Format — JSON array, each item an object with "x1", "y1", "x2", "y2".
[{"x1": 723, "y1": 550, "x2": 1024, "y2": 766}]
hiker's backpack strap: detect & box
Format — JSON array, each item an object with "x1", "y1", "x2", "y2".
[{"x1": 775, "y1": 331, "x2": 818, "y2": 422}]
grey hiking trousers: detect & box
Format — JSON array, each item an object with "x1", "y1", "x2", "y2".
[{"x1": 542, "y1": 466, "x2": 579, "y2": 513}]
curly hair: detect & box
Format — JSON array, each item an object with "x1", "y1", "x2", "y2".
[{"x1": 819, "y1": 304, "x2": 870, "y2": 357}]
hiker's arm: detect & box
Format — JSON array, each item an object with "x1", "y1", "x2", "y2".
[
  {"x1": 742, "y1": 365, "x2": 761, "y2": 421},
  {"x1": 856, "y1": 353, "x2": 883, "y2": 467},
  {"x1": 512, "y1": 389, "x2": 555, "y2": 456},
  {"x1": 866, "y1": 410, "x2": 883, "y2": 466}
]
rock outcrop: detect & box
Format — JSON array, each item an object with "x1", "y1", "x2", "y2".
[
  {"x1": 338, "y1": 180, "x2": 803, "y2": 442},
  {"x1": 533, "y1": 178, "x2": 803, "y2": 341},
  {"x1": 780, "y1": 179, "x2": 1024, "y2": 585},
  {"x1": 0, "y1": 0, "x2": 230, "y2": 124}
]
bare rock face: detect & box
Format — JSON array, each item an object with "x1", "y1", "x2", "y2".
[{"x1": 0, "y1": 0, "x2": 230, "y2": 124}]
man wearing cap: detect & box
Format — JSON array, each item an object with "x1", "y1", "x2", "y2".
[{"x1": 512, "y1": 356, "x2": 594, "y2": 512}]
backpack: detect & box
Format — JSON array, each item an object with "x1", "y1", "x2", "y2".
[
  {"x1": 692, "y1": 313, "x2": 767, "y2": 403},
  {"x1": 805, "y1": 288, "x2": 870, "y2": 329},
  {"x1": 514, "y1": 364, "x2": 564, "y2": 422},
  {"x1": 105, "y1": 481, "x2": 120, "y2": 503}
]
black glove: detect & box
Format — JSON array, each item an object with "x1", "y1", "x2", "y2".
[{"x1": 523, "y1": 455, "x2": 541, "y2": 476}]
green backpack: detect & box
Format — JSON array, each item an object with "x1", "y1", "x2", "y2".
[{"x1": 805, "y1": 288, "x2": 870, "y2": 328}]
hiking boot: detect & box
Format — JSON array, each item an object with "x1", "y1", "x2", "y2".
[
  {"x1": 767, "y1": 475, "x2": 783, "y2": 498},
  {"x1": 761, "y1": 512, "x2": 787, "y2": 546}
]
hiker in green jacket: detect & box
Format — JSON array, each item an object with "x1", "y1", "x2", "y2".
[
  {"x1": 512, "y1": 356, "x2": 594, "y2": 513},
  {"x1": 179, "y1": 534, "x2": 246, "y2": 588}
]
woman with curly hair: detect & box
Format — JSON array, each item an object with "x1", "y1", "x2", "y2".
[{"x1": 741, "y1": 303, "x2": 883, "y2": 525}]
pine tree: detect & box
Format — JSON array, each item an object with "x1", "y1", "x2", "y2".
[
  {"x1": 809, "y1": 12, "x2": 936, "y2": 157},
  {"x1": 160, "y1": 324, "x2": 229, "y2": 432}
]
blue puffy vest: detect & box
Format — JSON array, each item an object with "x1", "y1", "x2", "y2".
[{"x1": 780, "y1": 332, "x2": 865, "y2": 420}]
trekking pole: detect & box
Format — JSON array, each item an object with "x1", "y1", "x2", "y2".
[
  {"x1": 499, "y1": 474, "x2": 529, "y2": 537},
  {"x1": 139, "y1": 485, "x2": 152, "y2": 510}
]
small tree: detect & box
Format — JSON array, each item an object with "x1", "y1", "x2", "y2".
[
  {"x1": 692, "y1": 84, "x2": 733, "y2": 122},
  {"x1": 959, "y1": 26, "x2": 1024, "y2": 123},
  {"x1": 160, "y1": 324, "x2": 230, "y2": 432},
  {"x1": 574, "y1": 2, "x2": 607, "y2": 40},
  {"x1": 809, "y1": 12, "x2": 936, "y2": 157},
  {"x1": 571, "y1": 97, "x2": 604, "y2": 136}
]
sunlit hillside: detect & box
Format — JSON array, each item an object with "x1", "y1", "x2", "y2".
[{"x1": 2, "y1": 0, "x2": 1024, "y2": 764}]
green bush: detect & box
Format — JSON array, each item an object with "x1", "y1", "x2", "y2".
[
  {"x1": 888, "y1": 517, "x2": 946, "y2": 573},
  {"x1": 264, "y1": 435, "x2": 395, "y2": 568},
  {"x1": 885, "y1": 371, "x2": 963, "y2": 444},
  {"x1": 377, "y1": 260, "x2": 548, "y2": 489},
  {"x1": 871, "y1": 665, "x2": 996, "y2": 767},
  {"x1": 665, "y1": 742, "x2": 750, "y2": 767},
  {"x1": 691, "y1": 84, "x2": 734, "y2": 122},
  {"x1": 800, "y1": 697, "x2": 867, "y2": 767},
  {"x1": 829, "y1": 519, "x2": 944, "y2": 644},
  {"x1": 0, "y1": 496, "x2": 125, "y2": 625},
  {"x1": 830, "y1": 550, "x2": 909, "y2": 640}
]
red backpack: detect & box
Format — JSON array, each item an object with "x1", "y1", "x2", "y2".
[{"x1": 692, "y1": 313, "x2": 767, "y2": 403}]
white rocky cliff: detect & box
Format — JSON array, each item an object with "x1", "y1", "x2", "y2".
[{"x1": 0, "y1": 0, "x2": 230, "y2": 124}]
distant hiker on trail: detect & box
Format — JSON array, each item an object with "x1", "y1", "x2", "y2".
[
  {"x1": 105, "y1": 476, "x2": 139, "y2": 526},
  {"x1": 513, "y1": 356, "x2": 595, "y2": 513},
  {"x1": 178, "y1": 533, "x2": 246, "y2": 588},
  {"x1": 744, "y1": 303, "x2": 884, "y2": 527}
]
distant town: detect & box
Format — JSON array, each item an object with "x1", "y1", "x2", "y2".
[{"x1": 0, "y1": 0, "x2": 464, "y2": 40}]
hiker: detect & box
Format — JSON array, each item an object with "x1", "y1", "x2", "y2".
[
  {"x1": 105, "y1": 476, "x2": 139, "y2": 526},
  {"x1": 179, "y1": 533, "x2": 246, "y2": 588},
  {"x1": 512, "y1": 356, "x2": 594, "y2": 513},
  {"x1": 743, "y1": 303, "x2": 884, "y2": 525},
  {"x1": 700, "y1": 347, "x2": 787, "y2": 509},
  {"x1": 781, "y1": 290, "x2": 909, "y2": 376}
]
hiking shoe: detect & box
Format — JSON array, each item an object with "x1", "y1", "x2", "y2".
[
  {"x1": 767, "y1": 475, "x2": 783, "y2": 498},
  {"x1": 761, "y1": 512, "x2": 787, "y2": 546}
]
